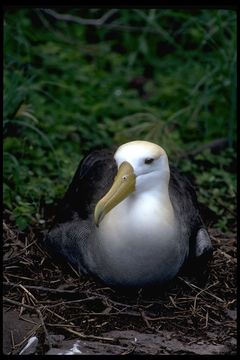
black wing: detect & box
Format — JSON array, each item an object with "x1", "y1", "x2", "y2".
[
  {"x1": 53, "y1": 149, "x2": 118, "y2": 224},
  {"x1": 169, "y1": 165, "x2": 212, "y2": 260},
  {"x1": 44, "y1": 150, "x2": 117, "y2": 273}
]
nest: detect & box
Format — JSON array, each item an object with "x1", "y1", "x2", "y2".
[{"x1": 3, "y1": 215, "x2": 237, "y2": 355}]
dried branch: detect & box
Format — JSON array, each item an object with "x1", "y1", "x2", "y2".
[
  {"x1": 40, "y1": 8, "x2": 118, "y2": 26},
  {"x1": 3, "y1": 281, "x2": 79, "y2": 294},
  {"x1": 3, "y1": 296, "x2": 52, "y2": 349},
  {"x1": 3, "y1": 222, "x2": 237, "y2": 354},
  {"x1": 36, "y1": 308, "x2": 52, "y2": 349},
  {"x1": 46, "y1": 323, "x2": 115, "y2": 341},
  {"x1": 3, "y1": 296, "x2": 36, "y2": 311},
  {"x1": 178, "y1": 277, "x2": 224, "y2": 303}
]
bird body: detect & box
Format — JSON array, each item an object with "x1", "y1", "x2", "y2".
[
  {"x1": 92, "y1": 195, "x2": 181, "y2": 287},
  {"x1": 45, "y1": 141, "x2": 212, "y2": 288}
]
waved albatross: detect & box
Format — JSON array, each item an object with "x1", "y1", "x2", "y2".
[{"x1": 45, "y1": 141, "x2": 212, "y2": 288}]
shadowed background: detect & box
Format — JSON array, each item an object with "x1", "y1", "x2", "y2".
[
  {"x1": 3, "y1": 8, "x2": 237, "y2": 356},
  {"x1": 3, "y1": 8, "x2": 236, "y2": 233}
]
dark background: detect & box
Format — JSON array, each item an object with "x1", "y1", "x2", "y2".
[{"x1": 3, "y1": 8, "x2": 236, "y2": 232}]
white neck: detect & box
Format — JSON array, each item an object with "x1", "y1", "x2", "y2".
[{"x1": 93, "y1": 171, "x2": 183, "y2": 287}]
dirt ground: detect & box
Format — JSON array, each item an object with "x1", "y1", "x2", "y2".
[{"x1": 3, "y1": 215, "x2": 237, "y2": 355}]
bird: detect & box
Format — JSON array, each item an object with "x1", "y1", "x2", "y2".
[{"x1": 45, "y1": 140, "x2": 212, "y2": 288}]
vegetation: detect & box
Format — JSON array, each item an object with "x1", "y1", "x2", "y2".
[{"x1": 3, "y1": 8, "x2": 236, "y2": 231}]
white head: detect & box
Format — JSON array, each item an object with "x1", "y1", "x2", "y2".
[
  {"x1": 114, "y1": 140, "x2": 170, "y2": 192},
  {"x1": 94, "y1": 140, "x2": 170, "y2": 225}
]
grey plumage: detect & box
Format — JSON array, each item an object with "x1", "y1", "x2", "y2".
[{"x1": 45, "y1": 145, "x2": 212, "y2": 288}]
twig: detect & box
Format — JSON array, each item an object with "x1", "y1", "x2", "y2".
[
  {"x1": 120, "y1": 343, "x2": 137, "y2": 355},
  {"x1": 144, "y1": 315, "x2": 187, "y2": 321},
  {"x1": 46, "y1": 323, "x2": 115, "y2": 341},
  {"x1": 46, "y1": 296, "x2": 102, "y2": 308},
  {"x1": 12, "y1": 325, "x2": 42, "y2": 355},
  {"x1": 3, "y1": 281, "x2": 79, "y2": 294},
  {"x1": 140, "y1": 310, "x2": 152, "y2": 329},
  {"x1": 84, "y1": 291, "x2": 134, "y2": 309},
  {"x1": 204, "y1": 310, "x2": 209, "y2": 328},
  {"x1": 178, "y1": 277, "x2": 224, "y2": 303},
  {"x1": 19, "y1": 294, "x2": 25, "y2": 317},
  {"x1": 3, "y1": 297, "x2": 52, "y2": 349},
  {"x1": 45, "y1": 307, "x2": 75, "y2": 325},
  {"x1": 67, "y1": 310, "x2": 141, "y2": 318},
  {"x1": 3, "y1": 296, "x2": 36, "y2": 310},
  {"x1": 24, "y1": 239, "x2": 37, "y2": 252},
  {"x1": 40, "y1": 8, "x2": 118, "y2": 26},
  {"x1": 38, "y1": 8, "x2": 181, "y2": 36},
  {"x1": 169, "y1": 295, "x2": 182, "y2": 309},
  {"x1": 3, "y1": 221, "x2": 17, "y2": 239},
  {"x1": 36, "y1": 308, "x2": 52, "y2": 349},
  {"x1": 68, "y1": 263, "x2": 81, "y2": 277},
  {"x1": 19, "y1": 315, "x2": 39, "y2": 325},
  {"x1": 65, "y1": 327, "x2": 114, "y2": 342},
  {"x1": 193, "y1": 282, "x2": 219, "y2": 313},
  {"x1": 4, "y1": 274, "x2": 38, "y2": 281},
  {"x1": 19, "y1": 284, "x2": 38, "y2": 304},
  {"x1": 217, "y1": 249, "x2": 236, "y2": 261}
]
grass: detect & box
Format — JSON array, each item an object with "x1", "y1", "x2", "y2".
[{"x1": 3, "y1": 8, "x2": 236, "y2": 231}]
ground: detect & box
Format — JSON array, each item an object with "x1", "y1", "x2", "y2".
[{"x1": 3, "y1": 214, "x2": 237, "y2": 355}]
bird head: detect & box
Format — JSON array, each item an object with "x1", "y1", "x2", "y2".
[{"x1": 94, "y1": 140, "x2": 170, "y2": 226}]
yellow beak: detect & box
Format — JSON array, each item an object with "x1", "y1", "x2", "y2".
[{"x1": 94, "y1": 161, "x2": 136, "y2": 226}]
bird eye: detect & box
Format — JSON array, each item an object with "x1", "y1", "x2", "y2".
[{"x1": 144, "y1": 158, "x2": 154, "y2": 165}]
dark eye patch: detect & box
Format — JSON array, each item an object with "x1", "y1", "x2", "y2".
[{"x1": 144, "y1": 158, "x2": 154, "y2": 164}]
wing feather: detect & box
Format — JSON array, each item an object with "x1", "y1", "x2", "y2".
[
  {"x1": 169, "y1": 165, "x2": 212, "y2": 259},
  {"x1": 53, "y1": 149, "x2": 117, "y2": 224}
]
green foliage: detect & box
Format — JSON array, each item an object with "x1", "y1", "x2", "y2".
[
  {"x1": 3, "y1": 9, "x2": 236, "y2": 231},
  {"x1": 178, "y1": 148, "x2": 236, "y2": 232}
]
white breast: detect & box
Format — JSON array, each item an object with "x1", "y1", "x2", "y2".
[{"x1": 94, "y1": 192, "x2": 184, "y2": 287}]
